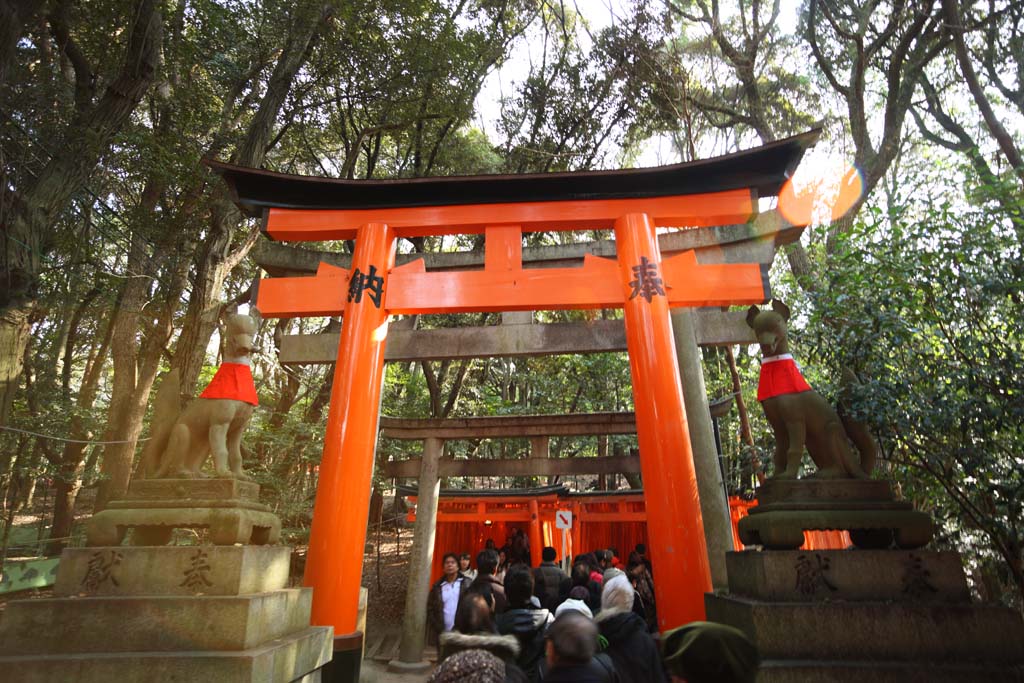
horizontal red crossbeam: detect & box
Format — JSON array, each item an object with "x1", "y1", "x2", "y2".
[
  {"x1": 257, "y1": 252, "x2": 767, "y2": 316},
  {"x1": 263, "y1": 190, "x2": 755, "y2": 240}
]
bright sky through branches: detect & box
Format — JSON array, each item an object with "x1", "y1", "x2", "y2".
[{"x1": 474, "y1": 0, "x2": 854, "y2": 222}]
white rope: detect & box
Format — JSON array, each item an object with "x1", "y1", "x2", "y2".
[{"x1": 0, "y1": 425, "x2": 150, "y2": 445}]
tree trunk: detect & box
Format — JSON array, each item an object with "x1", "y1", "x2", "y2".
[
  {"x1": 726, "y1": 345, "x2": 762, "y2": 487},
  {"x1": 93, "y1": 269, "x2": 147, "y2": 512},
  {"x1": 0, "y1": 306, "x2": 31, "y2": 426},
  {"x1": 45, "y1": 291, "x2": 115, "y2": 554}
]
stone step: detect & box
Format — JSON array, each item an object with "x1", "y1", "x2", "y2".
[
  {"x1": 705, "y1": 593, "x2": 1024, "y2": 663},
  {"x1": 724, "y1": 549, "x2": 970, "y2": 603},
  {"x1": 0, "y1": 625, "x2": 332, "y2": 683},
  {"x1": 0, "y1": 588, "x2": 313, "y2": 655},
  {"x1": 757, "y1": 659, "x2": 1024, "y2": 683},
  {"x1": 54, "y1": 545, "x2": 291, "y2": 597}
]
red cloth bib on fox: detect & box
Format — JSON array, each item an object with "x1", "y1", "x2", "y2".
[
  {"x1": 199, "y1": 363, "x2": 259, "y2": 406},
  {"x1": 757, "y1": 354, "x2": 812, "y2": 401}
]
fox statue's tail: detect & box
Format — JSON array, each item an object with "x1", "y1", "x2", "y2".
[
  {"x1": 135, "y1": 369, "x2": 182, "y2": 479},
  {"x1": 837, "y1": 368, "x2": 878, "y2": 476}
]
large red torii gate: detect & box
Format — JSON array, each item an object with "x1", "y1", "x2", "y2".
[{"x1": 210, "y1": 129, "x2": 817, "y2": 670}]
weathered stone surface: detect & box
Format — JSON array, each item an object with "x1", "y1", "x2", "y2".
[
  {"x1": 0, "y1": 625, "x2": 332, "y2": 683},
  {"x1": 755, "y1": 479, "x2": 895, "y2": 505},
  {"x1": 125, "y1": 477, "x2": 261, "y2": 502},
  {"x1": 705, "y1": 592, "x2": 1024, "y2": 663},
  {"x1": 724, "y1": 550, "x2": 971, "y2": 603},
  {"x1": 0, "y1": 588, "x2": 313, "y2": 655},
  {"x1": 738, "y1": 508, "x2": 934, "y2": 550},
  {"x1": 54, "y1": 545, "x2": 291, "y2": 597},
  {"x1": 86, "y1": 506, "x2": 281, "y2": 546},
  {"x1": 280, "y1": 311, "x2": 760, "y2": 364}
]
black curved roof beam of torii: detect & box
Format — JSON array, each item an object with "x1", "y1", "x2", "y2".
[{"x1": 206, "y1": 129, "x2": 821, "y2": 220}]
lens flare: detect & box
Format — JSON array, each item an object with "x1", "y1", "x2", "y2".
[{"x1": 778, "y1": 160, "x2": 864, "y2": 226}]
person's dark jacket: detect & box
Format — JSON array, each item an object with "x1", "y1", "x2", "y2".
[
  {"x1": 426, "y1": 574, "x2": 470, "y2": 645},
  {"x1": 495, "y1": 606, "x2": 553, "y2": 682},
  {"x1": 595, "y1": 608, "x2": 668, "y2": 683},
  {"x1": 438, "y1": 630, "x2": 520, "y2": 664},
  {"x1": 543, "y1": 657, "x2": 618, "y2": 683},
  {"x1": 471, "y1": 573, "x2": 508, "y2": 613},
  {"x1": 533, "y1": 562, "x2": 571, "y2": 611}
]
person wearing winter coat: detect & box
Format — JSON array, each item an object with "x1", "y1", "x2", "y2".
[
  {"x1": 495, "y1": 564, "x2": 554, "y2": 682},
  {"x1": 542, "y1": 611, "x2": 618, "y2": 683},
  {"x1": 470, "y1": 548, "x2": 508, "y2": 613},
  {"x1": 427, "y1": 552, "x2": 471, "y2": 646},
  {"x1": 554, "y1": 586, "x2": 594, "y2": 620},
  {"x1": 440, "y1": 592, "x2": 521, "y2": 665},
  {"x1": 595, "y1": 574, "x2": 668, "y2": 683},
  {"x1": 533, "y1": 546, "x2": 571, "y2": 611}
]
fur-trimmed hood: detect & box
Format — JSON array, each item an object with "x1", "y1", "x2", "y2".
[{"x1": 439, "y1": 630, "x2": 521, "y2": 660}]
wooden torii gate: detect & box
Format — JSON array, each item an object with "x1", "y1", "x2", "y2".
[{"x1": 210, "y1": 129, "x2": 817, "y2": 673}]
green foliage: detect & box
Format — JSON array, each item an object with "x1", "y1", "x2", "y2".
[{"x1": 803, "y1": 175, "x2": 1024, "y2": 607}]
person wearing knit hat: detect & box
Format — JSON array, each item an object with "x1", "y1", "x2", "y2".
[
  {"x1": 595, "y1": 574, "x2": 667, "y2": 682},
  {"x1": 661, "y1": 621, "x2": 760, "y2": 683},
  {"x1": 601, "y1": 567, "x2": 624, "y2": 584},
  {"x1": 554, "y1": 586, "x2": 594, "y2": 619}
]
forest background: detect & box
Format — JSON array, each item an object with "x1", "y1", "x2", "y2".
[{"x1": 1, "y1": 0, "x2": 1022, "y2": 611}]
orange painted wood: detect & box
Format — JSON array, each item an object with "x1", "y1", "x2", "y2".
[
  {"x1": 662, "y1": 251, "x2": 767, "y2": 307},
  {"x1": 264, "y1": 191, "x2": 755, "y2": 240},
  {"x1": 432, "y1": 511, "x2": 532, "y2": 522},
  {"x1": 485, "y1": 225, "x2": 522, "y2": 271},
  {"x1": 577, "y1": 512, "x2": 648, "y2": 522},
  {"x1": 616, "y1": 211, "x2": 713, "y2": 629},
  {"x1": 386, "y1": 254, "x2": 621, "y2": 314},
  {"x1": 302, "y1": 223, "x2": 396, "y2": 636},
  {"x1": 257, "y1": 272, "x2": 347, "y2": 317},
  {"x1": 529, "y1": 499, "x2": 543, "y2": 568},
  {"x1": 256, "y1": 253, "x2": 767, "y2": 317}
]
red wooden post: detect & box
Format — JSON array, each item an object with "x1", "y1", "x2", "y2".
[
  {"x1": 303, "y1": 223, "x2": 396, "y2": 657},
  {"x1": 615, "y1": 212, "x2": 713, "y2": 629}
]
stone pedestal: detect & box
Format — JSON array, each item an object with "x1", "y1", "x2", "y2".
[
  {"x1": 0, "y1": 481, "x2": 330, "y2": 682},
  {"x1": 706, "y1": 550, "x2": 1024, "y2": 682},
  {"x1": 737, "y1": 479, "x2": 933, "y2": 550},
  {"x1": 86, "y1": 478, "x2": 281, "y2": 546}
]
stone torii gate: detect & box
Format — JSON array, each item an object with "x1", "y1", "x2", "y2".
[{"x1": 210, "y1": 129, "x2": 817, "y2": 674}]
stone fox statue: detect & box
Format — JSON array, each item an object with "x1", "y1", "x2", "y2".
[
  {"x1": 746, "y1": 300, "x2": 877, "y2": 479},
  {"x1": 139, "y1": 314, "x2": 258, "y2": 480}
]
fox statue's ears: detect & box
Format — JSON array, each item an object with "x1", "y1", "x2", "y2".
[
  {"x1": 747, "y1": 300, "x2": 791, "y2": 328},
  {"x1": 746, "y1": 305, "x2": 760, "y2": 329},
  {"x1": 771, "y1": 299, "x2": 791, "y2": 321}
]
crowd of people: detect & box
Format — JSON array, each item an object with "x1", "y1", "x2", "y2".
[{"x1": 425, "y1": 541, "x2": 759, "y2": 683}]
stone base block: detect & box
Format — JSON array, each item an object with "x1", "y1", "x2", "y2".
[
  {"x1": 0, "y1": 588, "x2": 313, "y2": 655},
  {"x1": 724, "y1": 549, "x2": 970, "y2": 603},
  {"x1": 755, "y1": 479, "x2": 895, "y2": 504},
  {"x1": 86, "y1": 506, "x2": 281, "y2": 546},
  {"x1": 705, "y1": 593, "x2": 1024, "y2": 663},
  {"x1": 738, "y1": 509, "x2": 933, "y2": 550},
  {"x1": 758, "y1": 659, "x2": 1024, "y2": 683},
  {"x1": 0, "y1": 625, "x2": 333, "y2": 683},
  {"x1": 122, "y1": 478, "x2": 261, "y2": 503},
  {"x1": 54, "y1": 545, "x2": 291, "y2": 597}
]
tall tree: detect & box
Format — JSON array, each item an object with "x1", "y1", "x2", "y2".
[{"x1": 0, "y1": 0, "x2": 162, "y2": 425}]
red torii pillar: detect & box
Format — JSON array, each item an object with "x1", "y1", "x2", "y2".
[{"x1": 616, "y1": 213, "x2": 712, "y2": 628}]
